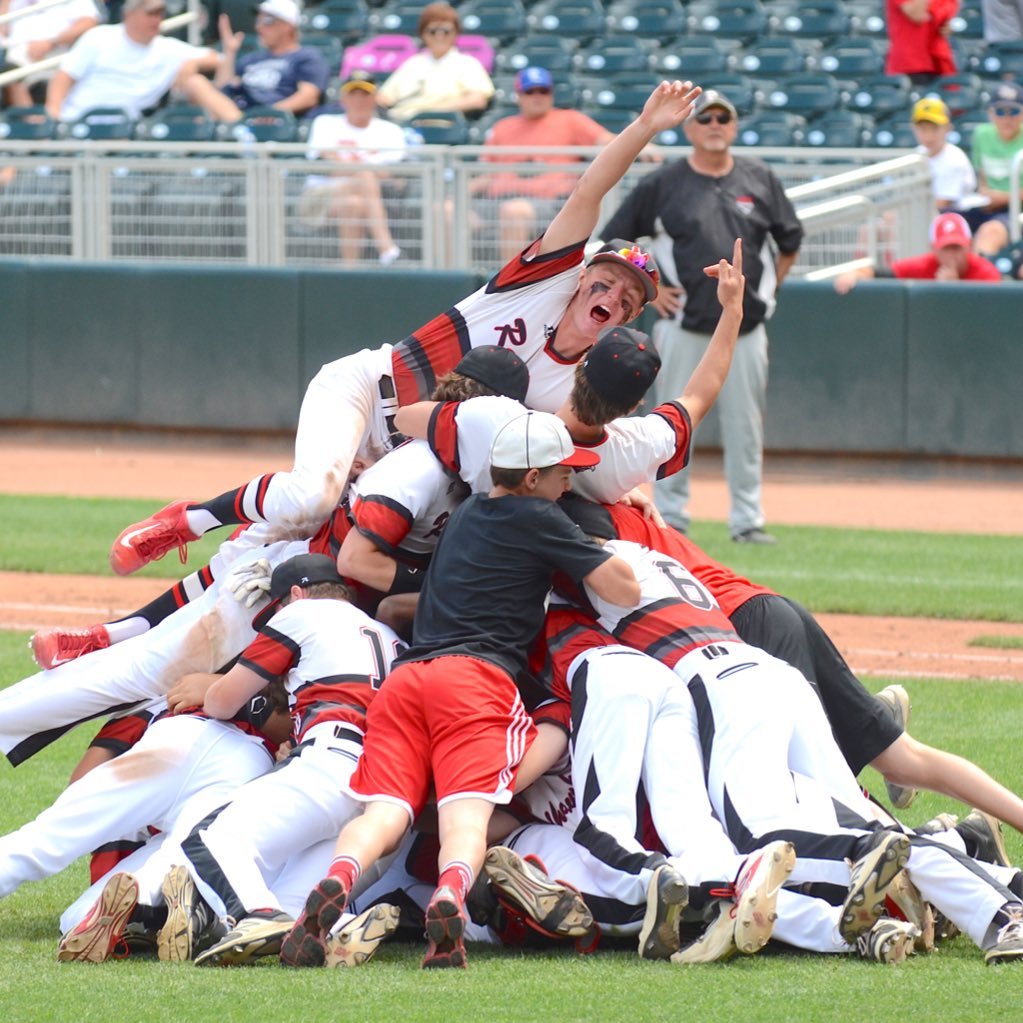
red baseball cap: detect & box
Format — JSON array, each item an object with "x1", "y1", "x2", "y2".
[{"x1": 929, "y1": 212, "x2": 972, "y2": 249}]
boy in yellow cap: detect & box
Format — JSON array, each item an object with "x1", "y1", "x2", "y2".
[{"x1": 911, "y1": 96, "x2": 976, "y2": 212}]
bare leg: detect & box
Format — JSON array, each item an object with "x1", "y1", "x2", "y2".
[{"x1": 176, "y1": 72, "x2": 243, "y2": 123}]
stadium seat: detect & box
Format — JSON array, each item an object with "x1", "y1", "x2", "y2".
[
  {"x1": 494, "y1": 34, "x2": 577, "y2": 74},
  {"x1": 135, "y1": 105, "x2": 217, "y2": 144},
  {"x1": 768, "y1": 1, "x2": 852, "y2": 46},
  {"x1": 0, "y1": 105, "x2": 56, "y2": 141},
  {"x1": 339, "y1": 33, "x2": 417, "y2": 79},
  {"x1": 457, "y1": 34, "x2": 495, "y2": 74},
  {"x1": 846, "y1": 73, "x2": 913, "y2": 118},
  {"x1": 229, "y1": 107, "x2": 298, "y2": 143},
  {"x1": 301, "y1": 33, "x2": 345, "y2": 76},
  {"x1": 686, "y1": 0, "x2": 769, "y2": 44},
  {"x1": 976, "y1": 40, "x2": 1023, "y2": 79},
  {"x1": 526, "y1": 0, "x2": 607, "y2": 44},
  {"x1": 605, "y1": 0, "x2": 688, "y2": 40},
  {"x1": 816, "y1": 37, "x2": 887, "y2": 76},
  {"x1": 369, "y1": 0, "x2": 425, "y2": 35},
  {"x1": 579, "y1": 71, "x2": 660, "y2": 111},
  {"x1": 738, "y1": 38, "x2": 811, "y2": 77},
  {"x1": 949, "y1": 108, "x2": 990, "y2": 148},
  {"x1": 202, "y1": 0, "x2": 258, "y2": 41},
  {"x1": 930, "y1": 72, "x2": 985, "y2": 118},
  {"x1": 843, "y1": 0, "x2": 887, "y2": 39},
  {"x1": 404, "y1": 110, "x2": 470, "y2": 144},
  {"x1": 303, "y1": 0, "x2": 370, "y2": 41},
  {"x1": 457, "y1": 0, "x2": 528, "y2": 43},
  {"x1": 868, "y1": 116, "x2": 919, "y2": 148},
  {"x1": 765, "y1": 72, "x2": 842, "y2": 118},
  {"x1": 585, "y1": 107, "x2": 637, "y2": 134},
  {"x1": 804, "y1": 110, "x2": 873, "y2": 147},
  {"x1": 64, "y1": 107, "x2": 136, "y2": 141},
  {"x1": 948, "y1": 1, "x2": 986, "y2": 40},
  {"x1": 736, "y1": 110, "x2": 807, "y2": 147},
  {"x1": 575, "y1": 36, "x2": 653, "y2": 74}
]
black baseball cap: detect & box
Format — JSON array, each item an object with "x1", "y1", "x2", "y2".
[
  {"x1": 251, "y1": 553, "x2": 346, "y2": 629},
  {"x1": 455, "y1": 345, "x2": 530, "y2": 403},
  {"x1": 588, "y1": 239, "x2": 660, "y2": 304},
  {"x1": 582, "y1": 326, "x2": 661, "y2": 406}
]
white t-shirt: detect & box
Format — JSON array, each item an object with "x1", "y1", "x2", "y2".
[
  {"x1": 920, "y1": 141, "x2": 977, "y2": 206},
  {"x1": 58, "y1": 24, "x2": 211, "y2": 121},
  {"x1": 304, "y1": 112, "x2": 407, "y2": 189},
  {"x1": 2, "y1": 0, "x2": 98, "y2": 66},
  {"x1": 376, "y1": 48, "x2": 493, "y2": 122}
]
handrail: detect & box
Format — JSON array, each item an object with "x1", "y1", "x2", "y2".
[
  {"x1": 803, "y1": 257, "x2": 874, "y2": 281},
  {"x1": 1010, "y1": 148, "x2": 1023, "y2": 244},
  {"x1": 0, "y1": 11, "x2": 197, "y2": 87},
  {"x1": 0, "y1": 0, "x2": 70, "y2": 26},
  {"x1": 786, "y1": 153, "x2": 927, "y2": 200}
]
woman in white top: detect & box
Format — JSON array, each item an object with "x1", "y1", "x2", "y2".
[{"x1": 375, "y1": 2, "x2": 493, "y2": 123}]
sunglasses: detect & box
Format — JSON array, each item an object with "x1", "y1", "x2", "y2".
[
  {"x1": 522, "y1": 87, "x2": 552, "y2": 96},
  {"x1": 424, "y1": 25, "x2": 454, "y2": 36},
  {"x1": 695, "y1": 111, "x2": 733, "y2": 125},
  {"x1": 991, "y1": 104, "x2": 1023, "y2": 117}
]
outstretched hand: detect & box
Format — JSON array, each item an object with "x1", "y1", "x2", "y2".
[
  {"x1": 704, "y1": 238, "x2": 745, "y2": 310},
  {"x1": 639, "y1": 80, "x2": 703, "y2": 135}
]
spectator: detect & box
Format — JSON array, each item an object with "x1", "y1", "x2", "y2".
[
  {"x1": 968, "y1": 81, "x2": 1023, "y2": 256},
  {"x1": 44, "y1": 0, "x2": 219, "y2": 123},
  {"x1": 885, "y1": 0, "x2": 958, "y2": 85},
  {"x1": 981, "y1": 0, "x2": 1023, "y2": 42},
  {"x1": 911, "y1": 96, "x2": 978, "y2": 210},
  {"x1": 375, "y1": 2, "x2": 493, "y2": 123},
  {"x1": 471, "y1": 67, "x2": 614, "y2": 264},
  {"x1": 834, "y1": 212, "x2": 1002, "y2": 290},
  {"x1": 600, "y1": 90, "x2": 803, "y2": 545},
  {"x1": 179, "y1": 1, "x2": 329, "y2": 123},
  {"x1": 298, "y1": 70, "x2": 407, "y2": 266},
  {"x1": 0, "y1": 0, "x2": 99, "y2": 108}
]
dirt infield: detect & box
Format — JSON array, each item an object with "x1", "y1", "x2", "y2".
[{"x1": 2, "y1": 427, "x2": 1022, "y2": 682}]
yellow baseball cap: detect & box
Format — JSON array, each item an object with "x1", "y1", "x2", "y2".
[{"x1": 912, "y1": 97, "x2": 950, "y2": 126}]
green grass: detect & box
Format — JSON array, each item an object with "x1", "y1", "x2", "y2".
[
  {"x1": 969, "y1": 635, "x2": 1023, "y2": 650},
  {"x1": 2, "y1": 628, "x2": 1023, "y2": 1021},
  {"x1": 3, "y1": 494, "x2": 1023, "y2": 622}
]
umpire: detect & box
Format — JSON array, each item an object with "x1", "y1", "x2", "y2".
[{"x1": 601, "y1": 89, "x2": 803, "y2": 544}]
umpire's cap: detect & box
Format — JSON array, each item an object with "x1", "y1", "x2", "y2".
[
  {"x1": 251, "y1": 553, "x2": 346, "y2": 629},
  {"x1": 455, "y1": 345, "x2": 530, "y2": 403}
]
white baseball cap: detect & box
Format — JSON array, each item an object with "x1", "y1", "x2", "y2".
[
  {"x1": 490, "y1": 411, "x2": 600, "y2": 470},
  {"x1": 256, "y1": 0, "x2": 301, "y2": 26}
]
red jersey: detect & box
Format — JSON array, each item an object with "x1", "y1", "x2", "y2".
[{"x1": 891, "y1": 251, "x2": 1001, "y2": 282}]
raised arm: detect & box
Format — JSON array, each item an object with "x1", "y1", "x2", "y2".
[{"x1": 539, "y1": 80, "x2": 701, "y2": 256}]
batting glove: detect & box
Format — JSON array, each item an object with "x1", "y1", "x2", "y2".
[{"x1": 225, "y1": 557, "x2": 273, "y2": 608}]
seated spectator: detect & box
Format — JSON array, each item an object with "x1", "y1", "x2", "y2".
[
  {"x1": 375, "y1": 2, "x2": 493, "y2": 123},
  {"x1": 911, "y1": 96, "x2": 977, "y2": 211},
  {"x1": 179, "y1": 0, "x2": 329, "y2": 123},
  {"x1": 0, "y1": 0, "x2": 99, "y2": 108},
  {"x1": 967, "y1": 81, "x2": 1023, "y2": 257},
  {"x1": 471, "y1": 67, "x2": 614, "y2": 264},
  {"x1": 885, "y1": 0, "x2": 958, "y2": 85},
  {"x1": 44, "y1": 0, "x2": 219, "y2": 122},
  {"x1": 298, "y1": 70, "x2": 407, "y2": 266},
  {"x1": 834, "y1": 211, "x2": 1002, "y2": 290}
]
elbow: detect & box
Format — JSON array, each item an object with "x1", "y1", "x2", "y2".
[{"x1": 616, "y1": 578, "x2": 642, "y2": 607}]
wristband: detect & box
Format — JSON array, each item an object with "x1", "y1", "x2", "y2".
[{"x1": 387, "y1": 561, "x2": 423, "y2": 595}]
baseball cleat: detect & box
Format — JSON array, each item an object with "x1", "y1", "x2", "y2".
[
  {"x1": 732, "y1": 840, "x2": 796, "y2": 955},
  {"x1": 875, "y1": 685, "x2": 918, "y2": 809},
  {"x1": 984, "y1": 906, "x2": 1023, "y2": 965},
  {"x1": 31, "y1": 624, "x2": 111, "y2": 670},
  {"x1": 194, "y1": 909, "x2": 294, "y2": 967},
  {"x1": 158, "y1": 865, "x2": 222, "y2": 962},
  {"x1": 913, "y1": 812, "x2": 960, "y2": 837},
  {"x1": 840, "y1": 831, "x2": 911, "y2": 944},
  {"x1": 484, "y1": 846, "x2": 594, "y2": 939},
  {"x1": 671, "y1": 901, "x2": 738, "y2": 965},
  {"x1": 325, "y1": 903, "x2": 400, "y2": 968},
  {"x1": 884, "y1": 867, "x2": 935, "y2": 953},
  {"x1": 109, "y1": 499, "x2": 199, "y2": 576},
  {"x1": 57, "y1": 872, "x2": 138, "y2": 963},
  {"x1": 280, "y1": 877, "x2": 349, "y2": 968},
  {"x1": 638, "y1": 863, "x2": 688, "y2": 960},
  {"x1": 857, "y1": 917, "x2": 920, "y2": 964},
  {"x1": 957, "y1": 809, "x2": 1012, "y2": 868},
  {"x1": 422, "y1": 886, "x2": 468, "y2": 969}
]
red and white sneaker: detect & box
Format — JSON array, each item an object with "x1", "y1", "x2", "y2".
[
  {"x1": 109, "y1": 500, "x2": 199, "y2": 576},
  {"x1": 280, "y1": 877, "x2": 349, "y2": 968},
  {"x1": 422, "y1": 886, "x2": 468, "y2": 969},
  {"x1": 57, "y1": 872, "x2": 138, "y2": 963},
  {"x1": 732, "y1": 840, "x2": 797, "y2": 954},
  {"x1": 31, "y1": 624, "x2": 111, "y2": 670}
]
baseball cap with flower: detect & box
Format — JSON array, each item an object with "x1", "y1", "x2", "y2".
[{"x1": 587, "y1": 239, "x2": 661, "y2": 304}]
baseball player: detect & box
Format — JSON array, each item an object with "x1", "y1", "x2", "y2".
[
  {"x1": 278, "y1": 412, "x2": 640, "y2": 970},
  {"x1": 105, "y1": 81, "x2": 700, "y2": 576}
]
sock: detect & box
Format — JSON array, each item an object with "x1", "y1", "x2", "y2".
[
  {"x1": 437, "y1": 860, "x2": 474, "y2": 903},
  {"x1": 326, "y1": 855, "x2": 362, "y2": 892},
  {"x1": 190, "y1": 474, "x2": 277, "y2": 531},
  {"x1": 379, "y1": 244, "x2": 401, "y2": 266}
]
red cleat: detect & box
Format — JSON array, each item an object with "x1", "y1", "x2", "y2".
[
  {"x1": 57, "y1": 872, "x2": 138, "y2": 963},
  {"x1": 422, "y1": 886, "x2": 468, "y2": 969},
  {"x1": 280, "y1": 877, "x2": 350, "y2": 968},
  {"x1": 31, "y1": 624, "x2": 111, "y2": 670},
  {"x1": 109, "y1": 500, "x2": 199, "y2": 576}
]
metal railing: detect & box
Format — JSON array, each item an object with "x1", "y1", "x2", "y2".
[{"x1": 0, "y1": 140, "x2": 931, "y2": 272}]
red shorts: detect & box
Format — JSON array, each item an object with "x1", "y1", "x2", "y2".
[{"x1": 349, "y1": 655, "x2": 536, "y2": 819}]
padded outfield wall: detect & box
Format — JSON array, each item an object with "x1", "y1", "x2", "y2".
[{"x1": 1, "y1": 263, "x2": 1020, "y2": 459}]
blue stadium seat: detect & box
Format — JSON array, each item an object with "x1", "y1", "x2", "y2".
[
  {"x1": 843, "y1": 0, "x2": 887, "y2": 39},
  {"x1": 976, "y1": 40, "x2": 1023, "y2": 79},
  {"x1": 457, "y1": 0, "x2": 529, "y2": 43},
  {"x1": 769, "y1": 1, "x2": 852, "y2": 46},
  {"x1": 527, "y1": 0, "x2": 607, "y2": 44},
  {"x1": 369, "y1": 0, "x2": 425, "y2": 36},
  {"x1": 575, "y1": 35, "x2": 653, "y2": 74},
  {"x1": 495, "y1": 34, "x2": 577, "y2": 74},
  {"x1": 654, "y1": 37, "x2": 733, "y2": 76},
  {"x1": 135, "y1": 105, "x2": 217, "y2": 143},
  {"x1": 765, "y1": 72, "x2": 842, "y2": 118},
  {"x1": 0, "y1": 105, "x2": 56, "y2": 141},
  {"x1": 229, "y1": 107, "x2": 298, "y2": 143},
  {"x1": 578, "y1": 71, "x2": 660, "y2": 111},
  {"x1": 697, "y1": 72, "x2": 763, "y2": 116},
  {"x1": 846, "y1": 73, "x2": 913, "y2": 118},
  {"x1": 816, "y1": 37, "x2": 886, "y2": 76},
  {"x1": 303, "y1": 0, "x2": 370, "y2": 42},
  {"x1": 605, "y1": 0, "x2": 687, "y2": 40},
  {"x1": 64, "y1": 107, "x2": 136, "y2": 141},
  {"x1": 804, "y1": 110, "x2": 874, "y2": 147},
  {"x1": 738, "y1": 38, "x2": 811, "y2": 78},
  {"x1": 404, "y1": 110, "x2": 471, "y2": 144},
  {"x1": 686, "y1": 0, "x2": 769, "y2": 44},
  {"x1": 930, "y1": 73, "x2": 985, "y2": 118},
  {"x1": 737, "y1": 110, "x2": 808, "y2": 147},
  {"x1": 869, "y1": 116, "x2": 919, "y2": 148}
]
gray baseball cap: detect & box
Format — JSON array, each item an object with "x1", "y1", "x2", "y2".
[{"x1": 692, "y1": 89, "x2": 738, "y2": 119}]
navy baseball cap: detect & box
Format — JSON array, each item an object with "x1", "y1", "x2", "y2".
[
  {"x1": 588, "y1": 239, "x2": 661, "y2": 304},
  {"x1": 582, "y1": 326, "x2": 660, "y2": 406},
  {"x1": 455, "y1": 345, "x2": 530, "y2": 403},
  {"x1": 989, "y1": 81, "x2": 1023, "y2": 107},
  {"x1": 516, "y1": 67, "x2": 553, "y2": 92},
  {"x1": 252, "y1": 553, "x2": 346, "y2": 629}
]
